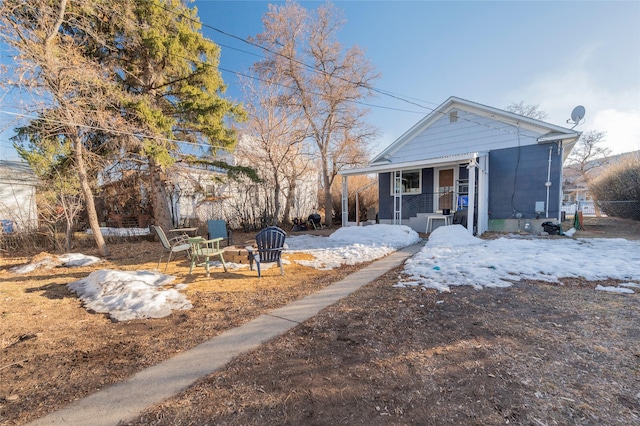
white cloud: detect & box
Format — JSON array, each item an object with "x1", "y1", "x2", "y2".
[
  {"x1": 590, "y1": 109, "x2": 640, "y2": 155},
  {"x1": 503, "y1": 45, "x2": 640, "y2": 155}
]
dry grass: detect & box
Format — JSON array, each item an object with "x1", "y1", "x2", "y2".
[{"x1": 1, "y1": 218, "x2": 640, "y2": 425}]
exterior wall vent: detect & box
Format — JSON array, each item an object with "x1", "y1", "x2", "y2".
[{"x1": 449, "y1": 110, "x2": 458, "y2": 123}]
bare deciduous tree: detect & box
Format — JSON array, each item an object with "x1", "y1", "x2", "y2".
[
  {"x1": 566, "y1": 130, "x2": 611, "y2": 177},
  {"x1": 505, "y1": 101, "x2": 549, "y2": 120},
  {"x1": 238, "y1": 71, "x2": 312, "y2": 226},
  {"x1": 1, "y1": 0, "x2": 131, "y2": 256},
  {"x1": 252, "y1": 1, "x2": 379, "y2": 225},
  {"x1": 565, "y1": 130, "x2": 611, "y2": 217}
]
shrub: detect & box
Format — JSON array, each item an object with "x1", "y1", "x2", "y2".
[{"x1": 589, "y1": 155, "x2": 640, "y2": 220}]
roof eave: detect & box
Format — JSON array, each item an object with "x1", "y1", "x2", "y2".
[{"x1": 340, "y1": 151, "x2": 487, "y2": 176}]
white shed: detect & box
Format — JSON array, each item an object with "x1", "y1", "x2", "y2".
[{"x1": 0, "y1": 160, "x2": 39, "y2": 232}]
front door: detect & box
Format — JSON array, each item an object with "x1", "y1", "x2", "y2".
[{"x1": 435, "y1": 168, "x2": 455, "y2": 212}]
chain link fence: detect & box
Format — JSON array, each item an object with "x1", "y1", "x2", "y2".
[{"x1": 597, "y1": 200, "x2": 640, "y2": 221}]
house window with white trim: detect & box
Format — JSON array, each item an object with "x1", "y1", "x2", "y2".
[{"x1": 390, "y1": 169, "x2": 421, "y2": 195}]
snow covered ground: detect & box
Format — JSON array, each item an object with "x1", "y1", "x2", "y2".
[
  {"x1": 11, "y1": 224, "x2": 640, "y2": 321},
  {"x1": 398, "y1": 225, "x2": 640, "y2": 293}
]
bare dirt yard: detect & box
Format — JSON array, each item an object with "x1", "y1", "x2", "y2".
[{"x1": 2, "y1": 217, "x2": 640, "y2": 425}]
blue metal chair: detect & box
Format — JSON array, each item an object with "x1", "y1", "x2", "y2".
[
  {"x1": 207, "y1": 219, "x2": 231, "y2": 247},
  {"x1": 247, "y1": 226, "x2": 286, "y2": 278}
]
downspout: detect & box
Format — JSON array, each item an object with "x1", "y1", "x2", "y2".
[
  {"x1": 545, "y1": 145, "x2": 553, "y2": 218},
  {"x1": 557, "y1": 142, "x2": 564, "y2": 222}
]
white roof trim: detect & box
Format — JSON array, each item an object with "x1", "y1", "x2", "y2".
[
  {"x1": 537, "y1": 132, "x2": 581, "y2": 143},
  {"x1": 339, "y1": 152, "x2": 487, "y2": 176}
]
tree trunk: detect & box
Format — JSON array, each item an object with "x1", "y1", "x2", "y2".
[
  {"x1": 148, "y1": 159, "x2": 173, "y2": 230},
  {"x1": 73, "y1": 137, "x2": 109, "y2": 256},
  {"x1": 282, "y1": 177, "x2": 296, "y2": 226},
  {"x1": 323, "y1": 173, "x2": 332, "y2": 227},
  {"x1": 273, "y1": 174, "x2": 282, "y2": 226},
  {"x1": 64, "y1": 215, "x2": 73, "y2": 252}
]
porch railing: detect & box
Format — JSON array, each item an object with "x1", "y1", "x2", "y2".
[{"x1": 401, "y1": 192, "x2": 461, "y2": 218}]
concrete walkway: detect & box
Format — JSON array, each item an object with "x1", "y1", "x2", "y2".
[{"x1": 28, "y1": 242, "x2": 424, "y2": 426}]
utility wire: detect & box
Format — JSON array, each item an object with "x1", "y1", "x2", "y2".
[
  {"x1": 1, "y1": 1, "x2": 551, "y2": 146},
  {"x1": 0, "y1": 110, "x2": 223, "y2": 150},
  {"x1": 155, "y1": 0, "x2": 548, "y2": 140}
]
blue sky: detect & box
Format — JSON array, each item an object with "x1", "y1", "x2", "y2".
[{"x1": 1, "y1": 0, "x2": 639, "y2": 160}]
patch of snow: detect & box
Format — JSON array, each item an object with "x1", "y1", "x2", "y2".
[
  {"x1": 286, "y1": 224, "x2": 420, "y2": 270},
  {"x1": 595, "y1": 285, "x2": 635, "y2": 294},
  {"x1": 11, "y1": 253, "x2": 101, "y2": 273},
  {"x1": 86, "y1": 227, "x2": 150, "y2": 236},
  {"x1": 620, "y1": 282, "x2": 640, "y2": 288},
  {"x1": 68, "y1": 270, "x2": 191, "y2": 321},
  {"x1": 58, "y1": 253, "x2": 101, "y2": 267}
]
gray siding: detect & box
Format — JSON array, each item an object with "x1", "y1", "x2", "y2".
[
  {"x1": 387, "y1": 109, "x2": 540, "y2": 163},
  {"x1": 488, "y1": 144, "x2": 562, "y2": 219}
]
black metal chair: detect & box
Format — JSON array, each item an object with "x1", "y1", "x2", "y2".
[
  {"x1": 247, "y1": 226, "x2": 286, "y2": 278},
  {"x1": 307, "y1": 213, "x2": 324, "y2": 229}
]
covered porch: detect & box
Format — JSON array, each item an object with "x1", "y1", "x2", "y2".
[{"x1": 339, "y1": 152, "x2": 489, "y2": 235}]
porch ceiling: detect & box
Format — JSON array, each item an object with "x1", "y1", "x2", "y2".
[{"x1": 339, "y1": 152, "x2": 488, "y2": 176}]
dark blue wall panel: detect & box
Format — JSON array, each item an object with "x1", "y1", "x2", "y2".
[
  {"x1": 379, "y1": 172, "x2": 392, "y2": 219},
  {"x1": 489, "y1": 144, "x2": 562, "y2": 219}
]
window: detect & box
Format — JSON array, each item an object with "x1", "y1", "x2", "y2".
[{"x1": 391, "y1": 170, "x2": 421, "y2": 195}]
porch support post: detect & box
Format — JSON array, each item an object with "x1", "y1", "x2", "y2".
[
  {"x1": 341, "y1": 175, "x2": 349, "y2": 227},
  {"x1": 467, "y1": 162, "x2": 476, "y2": 234},
  {"x1": 477, "y1": 154, "x2": 489, "y2": 235},
  {"x1": 393, "y1": 170, "x2": 402, "y2": 225}
]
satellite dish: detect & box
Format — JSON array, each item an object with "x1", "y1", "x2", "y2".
[{"x1": 570, "y1": 105, "x2": 586, "y2": 123}]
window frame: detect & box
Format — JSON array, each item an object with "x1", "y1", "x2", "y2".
[{"x1": 390, "y1": 169, "x2": 422, "y2": 195}]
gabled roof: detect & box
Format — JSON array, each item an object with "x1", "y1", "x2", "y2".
[
  {"x1": 371, "y1": 96, "x2": 581, "y2": 164},
  {"x1": 0, "y1": 160, "x2": 39, "y2": 185}
]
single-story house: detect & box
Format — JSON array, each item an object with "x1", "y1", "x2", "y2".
[
  {"x1": 0, "y1": 160, "x2": 39, "y2": 232},
  {"x1": 339, "y1": 97, "x2": 581, "y2": 235}
]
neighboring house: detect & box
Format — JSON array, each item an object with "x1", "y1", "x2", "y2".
[
  {"x1": 98, "y1": 160, "x2": 233, "y2": 229},
  {"x1": 168, "y1": 144, "x2": 320, "y2": 229},
  {"x1": 338, "y1": 97, "x2": 581, "y2": 235},
  {"x1": 167, "y1": 162, "x2": 233, "y2": 227},
  {"x1": 0, "y1": 160, "x2": 39, "y2": 232},
  {"x1": 97, "y1": 154, "x2": 320, "y2": 231}
]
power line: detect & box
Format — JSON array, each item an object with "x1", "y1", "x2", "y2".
[
  {"x1": 0, "y1": 110, "x2": 225, "y2": 151},
  {"x1": 155, "y1": 1, "x2": 547, "y2": 140},
  {"x1": 153, "y1": 0, "x2": 435, "y2": 110},
  {"x1": 0, "y1": 1, "x2": 550, "y2": 148}
]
